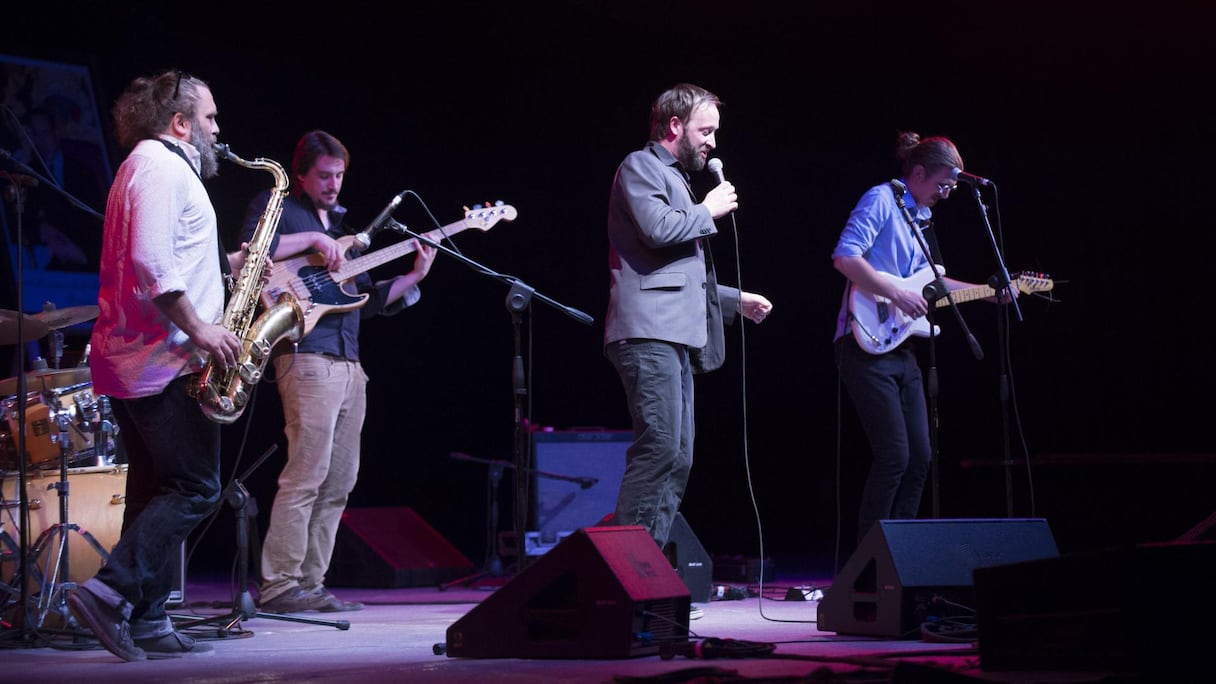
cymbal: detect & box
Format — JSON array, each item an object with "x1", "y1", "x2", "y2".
[
  {"x1": 0, "y1": 366, "x2": 91, "y2": 397},
  {"x1": 0, "y1": 309, "x2": 50, "y2": 345},
  {"x1": 33, "y1": 304, "x2": 100, "y2": 330}
]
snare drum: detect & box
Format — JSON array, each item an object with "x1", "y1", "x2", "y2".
[
  {"x1": 0, "y1": 465, "x2": 127, "y2": 587},
  {"x1": 3, "y1": 383, "x2": 99, "y2": 468}
]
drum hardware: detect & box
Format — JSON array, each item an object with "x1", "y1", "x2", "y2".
[
  {"x1": 31, "y1": 304, "x2": 100, "y2": 333},
  {"x1": 0, "y1": 309, "x2": 50, "y2": 346},
  {"x1": 2, "y1": 411, "x2": 113, "y2": 632}
]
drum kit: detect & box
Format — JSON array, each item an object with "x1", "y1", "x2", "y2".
[{"x1": 0, "y1": 303, "x2": 125, "y2": 630}]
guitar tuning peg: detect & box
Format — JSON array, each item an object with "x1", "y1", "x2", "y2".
[
  {"x1": 462, "y1": 205, "x2": 470, "y2": 212},
  {"x1": 494, "y1": 200, "x2": 504, "y2": 206}
]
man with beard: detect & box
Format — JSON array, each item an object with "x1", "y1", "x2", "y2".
[
  {"x1": 242, "y1": 130, "x2": 436, "y2": 614},
  {"x1": 67, "y1": 69, "x2": 249, "y2": 661},
  {"x1": 603, "y1": 83, "x2": 772, "y2": 573}
]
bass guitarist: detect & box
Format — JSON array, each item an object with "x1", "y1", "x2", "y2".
[
  {"x1": 239, "y1": 130, "x2": 436, "y2": 614},
  {"x1": 831, "y1": 131, "x2": 1013, "y2": 546}
]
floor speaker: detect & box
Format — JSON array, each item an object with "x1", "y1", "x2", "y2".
[
  {"x1": 328, "y1": 507, "x2": 473, "y2": 588},
  {"x1": 817, "y1": 518, "x2": 1058, "y2": 638},
  {"x1": 975, "y1": 540, "x2": 1216, "y2": 674},
  {"x1": 664, "y1": 512, "x2": 713, "y2": 603},
  {"x1": 445, "y1": 525, "x2": 691, "y2": 659}
]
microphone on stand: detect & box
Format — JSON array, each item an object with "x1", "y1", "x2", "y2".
[
  {"x1": 355, "y1": 192, "x2": 404, "y2": 249},
  {"x1": 952, "y1": 167, "x2": 992, "y2": 186},
  {"x1": 889, "y1": 178, "x2": 908, "y2": 195}
]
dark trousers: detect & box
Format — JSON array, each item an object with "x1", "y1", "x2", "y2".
[
  {"x1": 605, "y1": 339, "x2": 694, "y2": 548},
  {"x1": 836, "y1": 337, "x2": 932, "y2": 543},
  {"x1": 100, "y1": 374, "x2": 222, "y2": 623}
]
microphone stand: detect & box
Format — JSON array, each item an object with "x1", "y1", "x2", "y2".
[
  {"x1": 2, "y1": 161, "x2": 36, "y2": 642},
  {"x1": 172, "y1": 445, "x2": 349, "y2": 635},
  {"x1": 889, "y1": 181, "x2": 983, "y2": 517},
  {"x1": 0, "y1": 146, "x2": 105, "y2": 222},
  {"x1": 390, "y1": 211, "x2": 592, "y2": 584},
  {"x1": 967, "y1": 183, "x2": 1021, "y2": 517}
]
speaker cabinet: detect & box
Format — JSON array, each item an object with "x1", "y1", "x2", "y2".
[
  {"x1": 817, "y1": 518, "x2": 1058, "y2": 638},
  {"x1": 445, "y1": 526, "x2": 691, "y2": 659},
  {"x1": 664, "y1": 512, "x2": 713, "y2": 603},
  {"x1": 328, "y1": 507, "x2": 473, "y2": 588},
  {"x1": 976, "y1": 541, "x2": 1216, "y2": 674}
]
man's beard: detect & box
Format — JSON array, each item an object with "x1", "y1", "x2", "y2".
[
  {"x1": 191, "y1": 124, "x2": 219, "y2": 179},
  {"x1": 676, "y1": 132, "x2": 706, "y2": 172}
]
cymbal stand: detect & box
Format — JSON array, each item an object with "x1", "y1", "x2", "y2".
[
  {"x1": 172, "y1": 445, "x2": 349, "y2": 635},
  {"x1": 19, "y1": 411, "x2": 110, "y2": 632}
]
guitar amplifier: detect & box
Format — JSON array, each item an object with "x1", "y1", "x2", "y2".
[{"x1": 531, "y1": 430, "x2": 629, "y2": 542}]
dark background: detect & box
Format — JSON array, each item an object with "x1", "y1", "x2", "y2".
[{"x1": 3, "y1": 2, "x2": 1213, "y2": 577}]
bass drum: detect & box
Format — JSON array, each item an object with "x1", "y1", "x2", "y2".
[{"x1": 0, "y1": 465, "x2": 127, "y2": 587}]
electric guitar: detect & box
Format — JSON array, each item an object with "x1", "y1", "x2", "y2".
[
  {"x1": 849, "y1": 266, "x2": 1052, "y2": 354},
  {"x1": 261, "y1": 203, "x2": 517, "y2": 338}
]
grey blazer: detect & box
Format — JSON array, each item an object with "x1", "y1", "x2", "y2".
[{"x1": 604, "y1": 142, "x2": 739, "y2": 372}]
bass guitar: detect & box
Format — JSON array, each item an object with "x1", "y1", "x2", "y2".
[
  {"x1": 849, "y1": 266, "x2": 1052, "y2": 354},
  {"x1": 261, "y1": 203, "x2": 517, "y2": 338}
]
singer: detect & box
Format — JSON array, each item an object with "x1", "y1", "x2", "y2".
[
  {"x1": 831, "y1": 131, "x2": 1014, "y2": 545},
  {"x1": 603, "y1": 83, "x2": 772, "y2": 617},
  {"x1": 238, "y1": 130, "x2": 437, "y2": 614}
]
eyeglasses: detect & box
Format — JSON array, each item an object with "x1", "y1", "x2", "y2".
[
  {"x1": 172, "y1": 70, "x2": 187, "y2": 101},
  {"x1": 937, "y1": 181, "x2": 957, "y2": 195}
]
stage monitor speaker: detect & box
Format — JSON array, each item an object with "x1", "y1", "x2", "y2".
[
  {"x1": 664, "y1": 512, "x2": 713, "y2": 603},
  {"x1": 975, "y1": 540, "x2": 1216, "y2": 674},
  {"x1": 328, "y1": 507, "x2": 473, "y2": 588},
  {"x1": 532, "y1": 430, "x2": 629, "y2": 537},
  {"x1": 817, "y1": 518, "x2": 1058, "y2": 638},
  {"x1": 445, "y1": 525, "x2": 691, "y2": 659}
]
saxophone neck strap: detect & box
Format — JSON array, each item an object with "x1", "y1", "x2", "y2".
[{"x1": 156, "y1": 138, "x2": 232, "y2": 282}]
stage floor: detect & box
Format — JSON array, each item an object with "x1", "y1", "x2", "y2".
[{"x1": 0, "y1": 562, "x2": 1145, "y2": 683}]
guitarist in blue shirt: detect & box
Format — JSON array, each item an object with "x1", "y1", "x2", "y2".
[{"x1": 831, "y1": 131, "x2": 1012, "y2": 545}]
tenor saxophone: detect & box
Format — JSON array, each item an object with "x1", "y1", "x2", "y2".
[{"x1": 188, "y1": 143, "x2": 305, "y2": 424}]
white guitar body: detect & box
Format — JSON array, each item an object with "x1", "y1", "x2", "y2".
[{"x1": 848, "y1": 266, "x2": 1053, "y2": 354}]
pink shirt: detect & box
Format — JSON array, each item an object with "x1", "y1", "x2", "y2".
[{"x1": 89, "y1": 137, "x2": 225, "y2": 398}]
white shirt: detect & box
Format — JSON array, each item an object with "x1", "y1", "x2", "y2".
[{"x1": 89, "y1": 137, "x2": 224, "y2": 398}]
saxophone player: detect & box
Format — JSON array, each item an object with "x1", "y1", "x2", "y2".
[{"x1": 68, "y1": 69, "x2": 248, "y2": 660}]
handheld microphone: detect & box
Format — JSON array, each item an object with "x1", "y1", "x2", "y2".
[
  {"x1": 706, "y1": 157, "x2": 725, "y2": 184},
  {"x1": 356, "y1": 192, "x2": 404, "y2": 248},
  {"x1": 952, "y1": 167, "x2": 992, "y2": 187}
]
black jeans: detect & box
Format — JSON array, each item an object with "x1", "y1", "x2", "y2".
[
  {"x1": 99, "y1": 374, "x2": 222, "y2": 623},
  {"x1": 836, "y1": 337, "x2": 932, "y2": 543}
]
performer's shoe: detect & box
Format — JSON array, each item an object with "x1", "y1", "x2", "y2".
[
  {"x1": 67, "y1": 584, "x2": 146, "y2": 662},
  {"x1": 136, "y1": 631, "x2": 214, "y2": 657},
  {"x1": 314, "y1": 588, "x2": 365, "y2": 612},
  {"x1": 259, "y1": 586, "x2": 324, "y2": 614}
]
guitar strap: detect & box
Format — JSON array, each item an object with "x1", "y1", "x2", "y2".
[{"x1": 919, "y1": 219, "x2": 946, "y2": 269}]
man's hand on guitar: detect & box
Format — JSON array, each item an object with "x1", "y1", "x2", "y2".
[
  {"x1": 309, "y1": 233, "x2": 345, "y2": 271},
  {"x1": 891, "y1": 289, "x2": 928, "y2": 318}
]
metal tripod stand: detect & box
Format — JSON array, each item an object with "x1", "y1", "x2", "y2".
[
  {"x1": 8, "y1": 411, "x2": 110, "y2": 633},
  {"x1": 171, "y1": 445, "x2": 349, "y2": 635}
]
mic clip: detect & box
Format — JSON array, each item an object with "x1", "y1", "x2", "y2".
[{"x1": 383, "y1": 217, "x2": 409, "y2": 235}]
